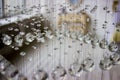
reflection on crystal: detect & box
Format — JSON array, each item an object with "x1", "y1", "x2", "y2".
[
  {"x1": 52, "y1": 66, "x2": 66, "y2": 79},
  {"x1": 20, "y1": 52, "x2": 26, "y2": 56},
  {"x1": 14, "y1": 34, "x2": 24, "y2": 47},
  {"x1": 14, "y1": 47, "x2": 19, "y2": 50},
  {"x1": 70, "y1": 32, "x2": 77, "y2": 39},
  {"x1": 32, "y1": 46, "x2": 37, "y2": 50},
  {"x1": 99, "y1": 58, "x2": 113, "y2": 70},
  {"x1": 36, "y1": 24, "x2": 41, "y2": 27},
  {"x1": 45, "y1": 30, "x2": 54, "y2": 39},
  {"x1": 91, "y1": 37, "x2": 99, "y2": 46},
  {"x1": 84, "y1": 34, "x2": 92, "y2": 44},
  {"x1": 0, "y1": 63, "x2": 5, "y2": 71},
  {"x1": 99, "y1": 39, "x2": 108, "y2": 49},
  {"x1": 35, "y1": 32, "x2": 45, "y2": 43},
  {"x1": 8, "y1": 27, "x2": 13, "y2": 31},
  {"x1": 2, "y1": 34, "x2": 12, "y2": 45},
  {"x1": 108, "y1": 42, "x2": 118, "y2": 52},
  {"x1": 32, "y1": 70, "x2": 48, "y2": 80},
  {"x1": 14, "y1": 28, "x2": 19, "y2": 32},
  {"x1": 69, "y1": 62, "x2": 83, "y2": 77},
  {"x1": 65, "y1": 31, "x2": 70, "y2": 37},
  {"x1": 82, "y1": 58, "x2": 94, "y2": 72},
  {"x1": 44, "y1": 27, "x2": 48, "y2": 30},
  {"x1": 77, "y1": 34, "x2": 84, "y2": 41},
  {"x1": 25, "y1": 42, "x2": 30, "y2": 45},
  {"x1": 25, "y1": 33, "x2": 35, "y2": 42},
  {"x1": 110, "y1": 53, "x2": 120, "y2": 65}
]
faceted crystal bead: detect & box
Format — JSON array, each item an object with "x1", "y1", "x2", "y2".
[
  {"x1": 99, "y1": 58, "x2": 113, "y2": 70},
  {"x1": 45, "y1": 30, "x2": 54, "y2": 39},
  {"x1": 13, "y1": 74, "x2": 27, "y2": 80},
  {"x1": 0, "y1": 62, "x2": 5, "y2": 72},
  {"x1": 77, "y1": 34, "x2": 84, "y2": 41},
  {"x1": 5, "y1": 65, "x2": 19, "y2": 78},
  {"x1": 35, "y1": 32, "x2": 44, "y2": 42},
  {"x1": 108, "y1": 42, "x2": 118, "y2": 52},
  {"x1": 2, "y1": 34, "x2": 12, "y2": 45},
  {"x1": 65, "y1": 31, "x2": 70, "y2": 37},
  {"x1": 82, "y1": 58, "x2": 94, "y2": 72},
  {"x1": 25, "y1": 33, "x2": 35, "y2": 42},
  {"x1": 99, "y1": 39, "x2": 108, "y2": 49},
  {"x1": 32, "y1": 70, "x2": 48, "y2": 80},
  {"x1": 70, "y1": 32, "x2": 77, "y2": 39},
  {"x1": 20, "y1": 52, "x2": 26, "y2": 56},
  {"x1": 91, "y1": 37, "x2": 99, "y2": 46},
  {"x1": 69, "y1": 62, "x2": 83, "y2": 77},
  {"x1": 14, "y1": 34, "x2": 24, "y2": 47},
  {"x1": 110, "y1": 53, "x2": 120, "y2": 65},
  {"x1": 52, "y1": 66, "x2": 66, "y2": 78},
  {"x1": 84, "y1": 34, "x2": 92, "y2": 44}
]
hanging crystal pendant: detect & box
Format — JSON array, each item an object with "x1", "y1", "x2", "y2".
[
  {"x1": 52, "y1": 66, "x2": 66, "y2": 79},
  {"x1": 99, "y1": 57, "x2": 113, "y2": 70},
  {"x1": 108, "y1": 42, "x2": 118, "y2": 52},
  {"x1": 82, "y1": 58, "x2": 95, "y2": 72},
  {"x1": 110, "y1": 53, "x2": 120, "y2": 65},
  {"x1": 99, "y1": 39, "x2": 108, "y2": 49},
  {"x1": 2, "y1": 34, "x2": 12, "y2": 45},
  {"x1": 32, "y1": 70, "x2": 48, "y2": 80},
  {"x1": 68, "y1": 62, "x2": 83, "y2": 77},
  {"x1": 25, "y1": 33, "x2": 35, "y2": 43}
]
